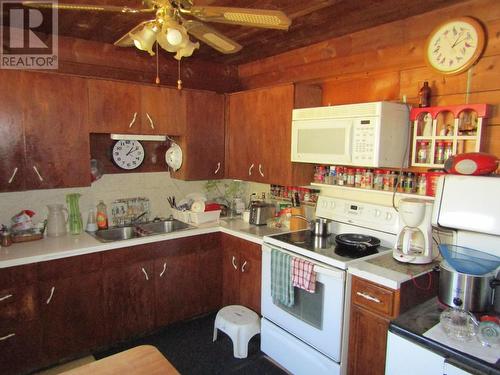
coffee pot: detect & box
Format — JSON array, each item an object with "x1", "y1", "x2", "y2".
[
  {"x1": 46, "y1": 204, "x2": 68, "y2": 237},
  {"x1": 393, "y1": 198, "x2": 434, "y2": 264}
]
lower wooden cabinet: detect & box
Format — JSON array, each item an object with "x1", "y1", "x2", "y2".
[{"x1": 221, "y1": 234, "x2": 262, "y2": 314}]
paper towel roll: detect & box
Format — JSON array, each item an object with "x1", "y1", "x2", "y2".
[{"x1": 191, "y1": 200, "x2": 206, "y2": 213}]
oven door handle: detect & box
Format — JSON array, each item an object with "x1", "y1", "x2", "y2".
[{"x1": 313, "y1": 265, "x2": 345, "y2": 280}]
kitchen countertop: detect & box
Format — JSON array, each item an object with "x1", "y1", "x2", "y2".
[
  {"x1": 347, "y1": 251, "x2": 440, "y2": 289},
  {"x1": 390, "y1": 298, "x2": 500, "y2": 375},
  {"x1": 0, "y1": 218, "x2": 288, "y2": 268}
]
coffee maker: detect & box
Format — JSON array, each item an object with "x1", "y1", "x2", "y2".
[{"x1": 393, "y1": 198, "x2": 434, "y2": 264}]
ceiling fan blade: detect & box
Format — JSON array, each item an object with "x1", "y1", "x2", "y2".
[
  {"x1": 186, "y1": 6, "x2": 291, "y2": 30},
  {"x1": 184, "y1": 20, "x2": 241, "y2": 54},
  {"x1": 22, "y1": 1, "x2": 155, "y2": 13},
  {"x1": 114, "y1": 21, "x2": 153, "y2": 47}
]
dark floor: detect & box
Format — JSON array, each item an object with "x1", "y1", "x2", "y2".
[{"x1": 93, "y1": 312, "x2": 288, "y2": 375}]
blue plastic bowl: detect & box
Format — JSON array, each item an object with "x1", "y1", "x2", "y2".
[{"x1": 438, "y1": 244, "x2": 500, "y2": 275}]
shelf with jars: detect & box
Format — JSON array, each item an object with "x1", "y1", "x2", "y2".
[{"x1": 411, "y1": 104, "x2": 489, "y2": 168}]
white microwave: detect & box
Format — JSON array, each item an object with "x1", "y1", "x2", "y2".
[{"x1": 291, "y1": 101, "x2": 410, "y2": 168}]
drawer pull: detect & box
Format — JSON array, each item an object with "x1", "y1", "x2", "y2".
[
  {"x1": 128, "y1": 112, "x2": 138, "y2": 128},
  {"x1": 0, "y1": 333, "x2": 15, "y2": 341},
  {"x1": 146, "y1": 112, "x2": 155, "y2": 129},
  {"x1": 46, "y1": 286, "x2": 55, "y2": 304},
  {"x1": 0, "y1": 294, "x2": 13, "y2": 302},
  {"x1": 214, "y1": 162, "x2": 221, "y2": 175},
  {"x1": 258, "y1": 164, "x2": 264, "y2": 177},
  {"x1": 231, "y1": 256, "x2": 238, "y2": 270},
  {"x1": 33, "y1": 165, "x2": 44, "y2": 182},
  {"x1": 248, "y1": 164, "x2": 254, "y2": 176},
  {"x1": 159, "y1": 262, "x2": 167, "y2": 277},
  {"x1": 356, "y1": 291, "x2": 381, "y2": 304},
  {"x1": 8, "y1": 167, "x2": 18, "y2": 184},
  {"x1": 241, "y1": 260, "x2": 248, "y2": 273},
  {"x1": 141, "y1": 267, "x2": 149, "y2": 281}
]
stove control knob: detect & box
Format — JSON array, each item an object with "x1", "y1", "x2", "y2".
[
  {"x1": 374, "y1": 209, "x2": 381, "y2": 217},
  {"x1": 330, "y1": 201, "x2": 335, "y2": 209},
  {"x1": 385, "y1": 212, "x2": 393, "y2": 221},
  {"x1": 453, "y1": 297, "x2": 463, "y2": 307}
]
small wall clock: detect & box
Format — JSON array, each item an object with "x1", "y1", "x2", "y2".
[
  {"x1": 112, "y1": 140, "x2": 145, "y2": 170},
  {"x1": 425, "y1": 17, "x2": 486, "y2": 75}
]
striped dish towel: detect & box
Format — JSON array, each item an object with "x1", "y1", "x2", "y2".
[
  {"x1": 271, "y1": 249, "x2": 294, "y2": 307},
  {"x1": 292, "y1": 257, "x2": 316, "y2": 293}
]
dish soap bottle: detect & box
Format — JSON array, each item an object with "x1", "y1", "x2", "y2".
[{"x1": 96, "y1": 201, "x2": 108, "y2": 230}]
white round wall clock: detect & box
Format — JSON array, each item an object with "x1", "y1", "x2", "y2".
[
  {"x1": 112, "y1": 140, "x2": 145, "y2": 170},
  {"x1": 425, "y1": 17, "x2": 486, "y2": 75}
]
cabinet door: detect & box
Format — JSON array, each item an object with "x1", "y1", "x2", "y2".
[
  {"x1": 0, "y1": 71, "x2": 25, "y2": 192},
  {"x1": 141, "y1": 85, "x2": 186, "y2": 135},
  {"x1": 24, "y1": 73, "x2": 91, "y2": 189},
  {"x1": 238, "y1": 240, "x2": 262, "y2": 314},
  {"x1": 221, "y1": 235, "x2": 241, "y2": 307},
  {"x1": 348, "y1": 305, "x2": 389, "y2": 375},
  {"x1": 40, "y1": 272, "x2": 105, "y2": 363},
  {"x1": 155, "y1": 251, "x2": 198, "y2": 327},
  {"x1": 88, "y1": 79, "x2": 141, "y2": 134},
  {"x1": 197, "y1": 234, "x2": 223, "y2": 314},
  {"x1": 103, "y1": 261, "x2": 155, "y2": 343}
]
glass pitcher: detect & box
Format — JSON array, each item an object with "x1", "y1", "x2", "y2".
[
  {"x1": 46, "y1": 204, "x2": 68, "y2": 237},
  {"x1": 66, "y1": 193, "x2": 83, "y2": 235}
]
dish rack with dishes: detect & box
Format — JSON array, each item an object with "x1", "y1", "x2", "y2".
[{"x1": 172, "y1": 209, "x2": 221, "y2": 225}]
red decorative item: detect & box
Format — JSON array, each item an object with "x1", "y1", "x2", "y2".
[
  {"x1": 444, "y1": 152, "x2": 499, "y2": 175},
  {"x1": 204, "y1": 203, "x2": 221, "y2": 212}
]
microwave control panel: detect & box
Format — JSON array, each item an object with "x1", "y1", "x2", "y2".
[{"x1": 351, "y1": 117, "x2": 378, "y2": 165}]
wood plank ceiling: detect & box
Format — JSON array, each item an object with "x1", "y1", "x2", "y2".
[{"x1": 7, "y1": 0, "x2": 469, "y2": 65}]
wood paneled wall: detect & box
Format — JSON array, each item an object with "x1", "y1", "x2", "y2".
[{"x1": 238, "y1": 0, "x2": 500, "y2": 158}]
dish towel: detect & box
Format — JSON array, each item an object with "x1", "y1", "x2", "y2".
[
  {"x1": 271, "y1": 249, "x2": 294, "y2": 307},
  {"x1": 292, "y1": 257, "x2": 316, "y2": 293}
]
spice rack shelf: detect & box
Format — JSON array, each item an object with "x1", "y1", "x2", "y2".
[
  {"x1": 311, "y1": 183, "x2": 435, "y2": 201},
  {"x1": 410, "y1": 104, "x2": 489, "y2": 168}
]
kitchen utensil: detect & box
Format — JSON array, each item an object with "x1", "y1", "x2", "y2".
[
  {"x1": 46, "y1": 204, "x2": 68, "y2": 237},
  {"x1": 90, "y1": 158, "x2": 104, "y2": 181},
  {"x1": 439, "y1": 308, "x2": 478, "y2": 341},
  {"x1": 311, "y1": 218, "x2": 331, "y2": 237},
  {"x1": 165, "y1": 142, "x2": 182, "y2": 171},
  {"x1": 249, "y1": 202, "x2": 276, "y2": 226},
  {"x1": 86, "y1": 208, "x2": 98, "y2": 232},
  {"x1": 438, "y1": 261, "x2": 497, "y2": 312},
  {"x1": 444, "y1": 152, "x2": 499, "y2": 175},
  {"x1": 477, "y1": 321, "x2": 500, "y2": 347},
  {"x1": 438, "y1": 244, "x2": 500, "y2": 275},
  {"x1": 335, "y1": 233, "x2": 380, "y2": 251}
]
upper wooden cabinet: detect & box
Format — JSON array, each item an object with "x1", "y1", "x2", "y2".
[
  {"x1": 0, "y1": 71, "x2": 91, "y2": 191},
  {"x1": 226, "y1": 83, "x2": 321, "y2": 186},
  {"x1": 88, "y1": 79, "x2": 186, "y2": 136},
  {"x1": 170, "y1": 89, "x2": 225, "y2": 180}
]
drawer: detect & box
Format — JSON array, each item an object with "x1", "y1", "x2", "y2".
[
  {"x1": 351, "y1": 276, "x2": 397, "y2": 317},
  {"x1": 0, "y1": 286, "x2": 39, "y2": 321}
]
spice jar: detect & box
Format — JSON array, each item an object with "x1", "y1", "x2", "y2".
[
  {"x1": 435, "y1": 141, "x2": 445, "y2": 164},
  {"x1": 363, "y1": 169, "x2": 373, "y2": 189},
  {"x1": 404, "y1": 172, "x2": 415, "y2": 194},
  {"x1": 443, "y1": 141, "x2": 453, "y2": 162},
  {"x1": 346, "y1": 168, "x2": 355, "y2": 187},
  {"x1": 1, "y1": 231, "x2": 12, "y2": 247},
  {"x1": 417, "y1": 173, "x2": 427, "y2": 195},
  {"x1": 417, "y1": 141, "x2": 429, "y2": 164},
  {"x1": 373, "y1": 169, "x2": 384, "y2": 190},
  {"x1": 354, "y1": 168, "x2": 363, "y2": 188},
  {"x1": 336, "y1": 167, "x2": 345, "y2": 186}
]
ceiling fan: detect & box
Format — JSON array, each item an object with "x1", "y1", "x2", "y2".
[{"x1": 23, "y1": 0, "x2": 292, "y2": 60}]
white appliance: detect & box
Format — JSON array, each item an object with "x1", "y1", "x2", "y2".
[
  {"x1": 261, "y1": 196, "x2": 401, "y2": 375},
  {"x1": 393, "y1": 198, "x2": 435, "y2": 264},
  {"x1": 291, "y1": 101, "x2": 410, "y2": 167}
]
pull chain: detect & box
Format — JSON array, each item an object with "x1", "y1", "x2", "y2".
[
  {"x1": 155, "y1": 43, "x2": 160, "y2": 85},
  {"x1": 177, "y1": 59, "x2": 182, "y2": 90}
]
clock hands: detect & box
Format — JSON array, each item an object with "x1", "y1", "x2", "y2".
[{"x1": 126, "y1": 146, "x2": 136, "y2": 156}]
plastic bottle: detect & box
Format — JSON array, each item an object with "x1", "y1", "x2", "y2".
[
  {"x1": 418, "y1": 81, "x2": 431, "y2": 108},
  {"x1": 96, "y1": 201, "x2": 109, "y2": 230}
]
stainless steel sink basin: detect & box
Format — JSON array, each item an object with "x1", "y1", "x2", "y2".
[
  {"x1": 138, "y1": 219, "x2": 191, "y2": 234},
  {"x1": 90, "y1": 219, "x2": 192, "y2": 242},
  {"x1": 93, "y1": 226, "x2": 137, "y2": 242}
]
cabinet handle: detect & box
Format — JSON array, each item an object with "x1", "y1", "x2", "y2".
[
  {"x1": 258, "y1": 164, "x2": 264, "y2": 177},
  {"x1": 0, "y1": 333, "x2": 15, "y2": 341},
  {"x1": 231, "y1": 256, "x2": 238, "y2": 270},
  {"x1": 146, "y1": 113, "x2": 155, "y2": 130},
  {"x1": 356, "y1": 291, "x2": 381, "y2": 304},
  {"x1": 128, "y1": 112, "x2": 138, "y2": 128},
  {"x1": 241, "y1": 260, "x2": 248, "y2": 273},
  {"x1": 159, "y1": 262, "x2": 167, "y2": 277},
  {"x1": 32, "y1": 165, "x2": 44, "y2": 182},
  {"x1": 248, "y1": 164, "x2": 254, "y2": 176},
  {"x1": 141, "y1": 267, "x2": 149, "y2": 281},
  {"x1": 46, "y1": 286, "x2": 55, "y2": 304},
  {"x1": 214, "y1": 162, "x2": 221, "y2": 175},
  {"x1": 0, "y1": 294, "x2": 13, "y2": 302},
  {"x1": 8, "y1": 168, "x2": 18, "y2": 184}
]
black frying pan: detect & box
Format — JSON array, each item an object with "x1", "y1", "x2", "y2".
[{"x1": 335, "y1": 233, "x2": 381, "y2": 253}]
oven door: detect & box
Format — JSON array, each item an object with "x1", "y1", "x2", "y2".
[{"x1": 261, "y1": 243, "x2": 345, "y2": 362}]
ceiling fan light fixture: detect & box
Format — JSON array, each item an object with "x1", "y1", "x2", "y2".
[
  {"x1": 174, "y1": 40, "x2": 200, "y2": 60},
  {"x1": 130, "y1": 23, "x2": 158, "y2": 55},
  {"x1": 166, "y1": 28, "x2": 183, "y2": 45}
]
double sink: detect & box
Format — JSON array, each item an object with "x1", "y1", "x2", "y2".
[{"x1": 90, "y1": 219, "x2": 193, "y2": 242}]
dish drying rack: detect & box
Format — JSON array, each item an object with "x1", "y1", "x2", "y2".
[{"x1": 111, "y1": 197, "x2": 150, "y2": 227}]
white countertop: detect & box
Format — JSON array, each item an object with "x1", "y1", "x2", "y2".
[{"x1": 0, "y1": 218, "x2": 288, "y2": 268}]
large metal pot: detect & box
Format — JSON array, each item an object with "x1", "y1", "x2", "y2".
[{"x1": 439, "y1": 261, "x2": 496, "y2": 312}]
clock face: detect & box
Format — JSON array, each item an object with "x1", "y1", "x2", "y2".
[
  {"x1": 425, "y1": 17, "x2": 485, "y2": 75},
  {"x1": 112, "y1": 140, "x2": 145, "y2": 170}
]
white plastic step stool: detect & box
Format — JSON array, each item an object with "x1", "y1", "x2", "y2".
[{"x1": 213, "y1": 305, "x2": 260, "y2": 359}]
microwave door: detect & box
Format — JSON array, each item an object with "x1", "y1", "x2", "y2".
[{"x1": 292, "y1": 119, "x2": 353, "y2": 164}]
